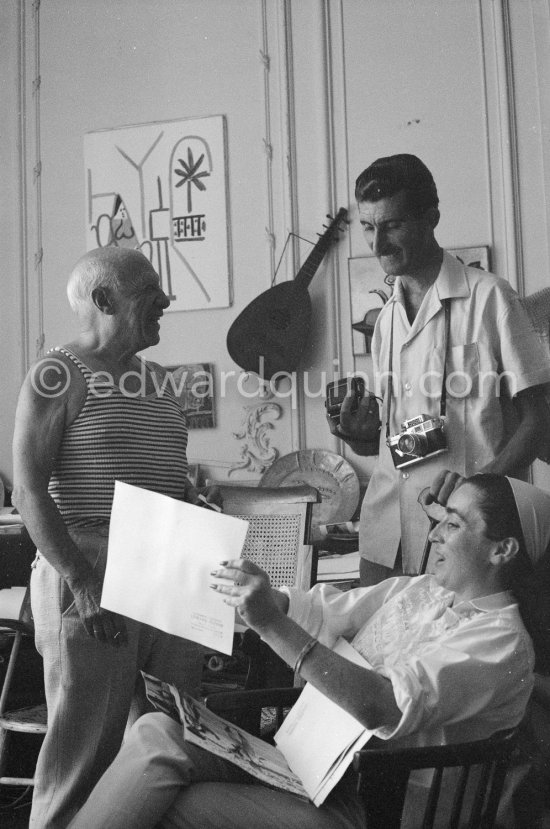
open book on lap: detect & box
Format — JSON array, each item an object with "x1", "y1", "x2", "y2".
[
  {"x1": 142, "y1": 672, "x2": 308, "y2": 799},
  {"x1": 142, "y1": 638, "x2": 373, "y2": 807}
]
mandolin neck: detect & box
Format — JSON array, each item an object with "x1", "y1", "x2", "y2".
[{"x1": 294, "y1": 208, "x2": 347, "y2": 292}]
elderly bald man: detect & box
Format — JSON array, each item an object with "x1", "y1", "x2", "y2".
[{"x1": 13, "y1": 247, "x2": 211, "y2": 829}]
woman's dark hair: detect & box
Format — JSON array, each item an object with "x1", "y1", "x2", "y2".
[
  {"x1": 354, "y1": 153, "x2": 439, "y2": 217},
  {"x1": 462, "y1": 473, "x2": 550, "y2": 673}
]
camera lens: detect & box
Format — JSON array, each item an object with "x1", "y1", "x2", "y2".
[{"x1": 397, "y1": 432, "x2": 427, "y2": 457}]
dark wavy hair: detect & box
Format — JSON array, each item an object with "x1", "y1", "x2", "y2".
[
  {"x1": 461, "y1": 473, "x2": 550, "y2": 674},
  {"x1": 355, "y1": 153, "x2": 439, "y2": 218}
]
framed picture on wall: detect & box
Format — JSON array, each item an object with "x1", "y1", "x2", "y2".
[
  {"x1": 448, "y1": 246, "x2": 490, "y2": 272},
  {"x1": 164, "y1": 363, "x2": 216, "y2": 429},
  {"x1": 84, "y1": 115, "x2": 231, "y2": 312},
  {"x1": 348, "y1": 257, "x2": 393, "y2": 355}
]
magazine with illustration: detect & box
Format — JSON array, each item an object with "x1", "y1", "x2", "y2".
[{"x1": 142, "y1": 638, "x2": 374, "y2": 807}]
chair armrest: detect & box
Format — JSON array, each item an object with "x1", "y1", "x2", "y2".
[
  {"x1": 0, "y1": 618, "x2": 34, "y2": 636},
  {"x1": 353, "y1": 727, "x2": 518, "y2": 773},
  {"x1": 204, "y1": 687, "x2": 302, "y2": 738},
  {"x1": 205, "y1": 687, "x2": 302, "y2": 713}
]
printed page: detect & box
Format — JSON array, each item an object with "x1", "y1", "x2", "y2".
[
  {"x1": 274, "y1": 638, "x2": 373, "y2": 804},
  {"x1": 142, "y1": 673, "x2": 308, "y2": 799},
  {"x1": 310, "y1": 725, "x2": 373, "y2": 807},
  {"x1": 101, "y1": 481, "x2": 249, "y2": 654},
  {"x1": 141, "y1": 671, "x2": 183, "y2": 723}
]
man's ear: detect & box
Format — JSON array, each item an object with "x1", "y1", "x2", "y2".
[
  {"x1": 490, "y1": 536, "x2": 519, "y2": 567},
  {"x1": 91, "y1": 286, "x2": 115, "y2": 315},
  {"x1": 424, "y1": 207, "x2": 440, "y2": 230}
]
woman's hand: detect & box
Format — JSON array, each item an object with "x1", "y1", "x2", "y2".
[{"x1": 210, "y1": 559, "x2": 286, "y2": 633}]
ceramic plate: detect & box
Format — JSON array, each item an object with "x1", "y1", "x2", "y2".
[{"x1": 260, "y1": 450, "x2": 360, "y2": 528}]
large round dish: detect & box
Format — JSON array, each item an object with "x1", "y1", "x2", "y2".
[{"x1": 260, "y1": 449, "x2": 360, "y2": 528}]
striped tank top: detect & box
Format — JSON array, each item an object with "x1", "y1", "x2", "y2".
[{"x1": 48, "y1": 347, "x2": 189, "y2": 528}]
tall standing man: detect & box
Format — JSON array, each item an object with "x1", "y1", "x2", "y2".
[
  {"x1": 12, "y1": 247, "x2": 211, "y2": 828},
  {"x1": 329, "y1": 154, "x2": 550, "y2": 586}
]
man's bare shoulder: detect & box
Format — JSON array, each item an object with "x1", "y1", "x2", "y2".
[{"x1": 18, "y1": 346, "x2": 88, "y2": 421}]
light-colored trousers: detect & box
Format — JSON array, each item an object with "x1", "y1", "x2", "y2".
[
  {"x1": 68, "y1": 712, "x2": 366, "y2": 829},
  {"x1": 29, "y1": 529, "x2": 204, "y2": 829}
]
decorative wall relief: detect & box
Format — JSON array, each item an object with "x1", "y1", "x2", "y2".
[
  {"x1": 229, "y1": 400, "x2": 282, "y2": 476},
  {"x1": 84, "y1": 116, "x2": 231, "y2": 311}
]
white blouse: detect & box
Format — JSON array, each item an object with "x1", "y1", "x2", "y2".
[{"x1": 283, "y1": 575, "x2": 534, "y2": 747}]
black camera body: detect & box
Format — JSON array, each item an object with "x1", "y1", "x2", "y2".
[
  {"x1": 387, "y1": 413, "x2": 447, "y2": 469},
  {"x1": 325, "y1": 376, "x2": 366, "y2": 425}
]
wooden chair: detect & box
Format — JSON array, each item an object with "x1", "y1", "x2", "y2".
[
  {"x1": 218, "y1": 484, "x2": 320, "y2": 592},
  {"x1": 205, "y1": 687, "x2": 519, "y2": 829},
  {"x1": 0, "y1": 586, "x2": 47, "y2": 788},
  {"x1": 352, "y1": 729, "x2": 518, "y2": 829},
  {"x1": 206, "y1": 484, "x2": 320, "y2": 690}
]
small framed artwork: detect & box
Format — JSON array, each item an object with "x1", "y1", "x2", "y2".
[
  {"x1": 348, "y1": 257, "x2": 394, "y2": 355},
  {"x1": 448, "y1": 246, "x2": 490, "y2": 272},
  {"x1": 164, "y1": 362, "x2": 216, "y2": 429}
]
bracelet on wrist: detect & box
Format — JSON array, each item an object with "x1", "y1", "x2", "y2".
[{"x1": 294, "y1": 638, "x2": 319, "y2": 675}]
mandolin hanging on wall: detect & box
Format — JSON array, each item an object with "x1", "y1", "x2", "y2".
[{"x1": 226, "y1": 208, "x2": 348, "y2": 381}]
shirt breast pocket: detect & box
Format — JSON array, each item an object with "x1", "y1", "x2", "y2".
[{"x1": 448, "y1": 343, "x2": 480, "y2": 399}]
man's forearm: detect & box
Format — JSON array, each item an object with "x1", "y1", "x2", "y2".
[{"x1": 482, "y1": 394, "x2": 550, "y2": 476}]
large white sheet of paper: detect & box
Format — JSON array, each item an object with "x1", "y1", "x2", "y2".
[
  {"x1": 101, "y1": 481, "x2": 249, "y2": 654},
  {"x1": 274, "y1": 638, "x2": 374, "y2": 803}
]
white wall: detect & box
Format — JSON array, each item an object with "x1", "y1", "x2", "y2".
[{"x1": 2, "y1": 0, "x2": 550, "y2": 494}]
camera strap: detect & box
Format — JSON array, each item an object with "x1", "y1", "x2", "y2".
[{"x1": 385, "y1": 298, "x2": 451, "y2": 439}]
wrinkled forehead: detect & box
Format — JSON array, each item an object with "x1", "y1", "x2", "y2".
[
  {"x1": 118, "y1": 256, "x2": 160, "y2": 291},
  {"x1": 357, "y1": 190, "x2": 413, "y2": 222}
]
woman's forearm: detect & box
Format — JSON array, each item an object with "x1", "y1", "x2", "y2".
[{"x1": 255, "y1": 612, "x2": 401, "y2": 731}]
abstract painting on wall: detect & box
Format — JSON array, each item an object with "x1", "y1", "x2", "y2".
[
  {"x1": 84, "y1": 116, "x2": 231, "y2": 312},
  {"x1": 164, "y1": 362, "x2": 216, "y2": 429}
]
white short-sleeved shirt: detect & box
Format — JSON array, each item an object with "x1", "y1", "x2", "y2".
[
  {"x1": 283, "y1": 575, "x2": 534, "y2": 747},
  {"x1": 360, "y1": 252, "x2": 550, "y2": 570}
]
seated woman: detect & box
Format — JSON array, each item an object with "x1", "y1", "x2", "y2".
[{"x1": 68, "y1": 474, "x2": 550, "y2": 829}]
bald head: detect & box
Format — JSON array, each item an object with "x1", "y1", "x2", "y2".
[{"x1": 67, "y1": 247, "x2": 156, "y2": 317}]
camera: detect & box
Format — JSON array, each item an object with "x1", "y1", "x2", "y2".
[
  {"x1": 325, "y1": 376, "x2": 366, "y2": 425},
  {"x1": 387, "y1": 414, "x2": 447, "y2": 469}
]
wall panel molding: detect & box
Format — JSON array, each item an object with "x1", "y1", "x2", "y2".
[
  {"x1": 322, "y1": 0, "x2": 361, "y2": 460},
  {"x1": 480, "y1": 0, "x2": 523, "y2": 292},
  {"x1": 231, "y1": 0, "x2": 300, "y2": 470},
  {"x1": 19, "y1": 0, "x2": 44, "y2": 368}
]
